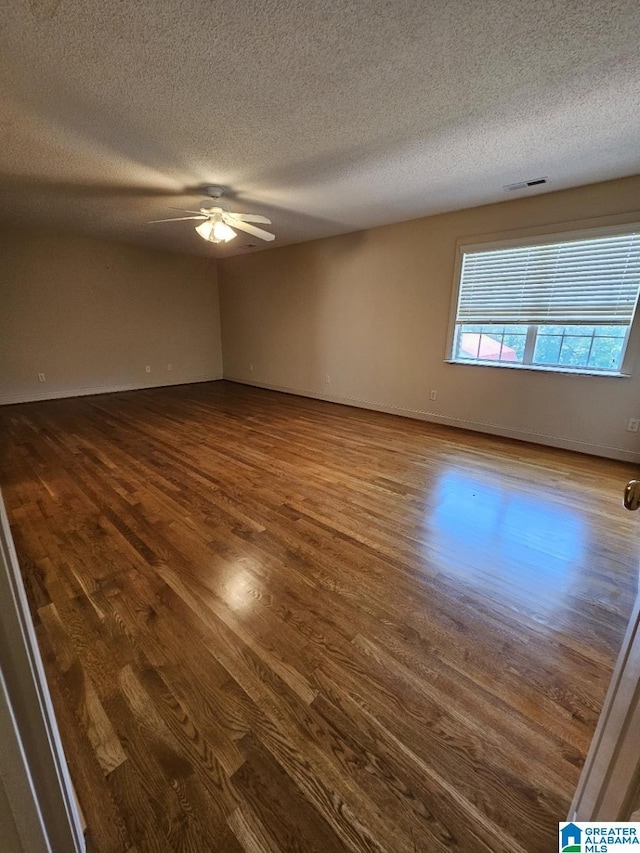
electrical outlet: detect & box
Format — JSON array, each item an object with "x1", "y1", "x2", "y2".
[
  {"x1": 38, "y1": 373, "x2": 46, "y2": 382},
  {"x1": 167, "y1": 364, "x2": 173, "y2": 371},
  {"x1": 145, "y1": 365, "x2": 151, "y2": 373},
  {"x1": 325, "y1": 374, "x2": 331, "y2": 384},
  {"x1": 249, "y1": 363, "x2": 253, "y2": 373},
  {"x1": 429, "y1": 389, "x2": 437, "y2": 401},
  {"x1": 627, "y1": 418, "x2": 640, "y2": 433}
]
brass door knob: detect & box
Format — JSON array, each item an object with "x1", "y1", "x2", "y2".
[{"x1": 624, "y1": 480, "x2": 640, "y2": 511}]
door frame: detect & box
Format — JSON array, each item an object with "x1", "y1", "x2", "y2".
[
  {"x1": 0, "y1": 492, "x2": 85, "y2": 853},
  {"x1": 570, "y1": 593, "x2": 640, "y2": 820}
]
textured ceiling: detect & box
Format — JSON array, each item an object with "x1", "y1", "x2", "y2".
[{"x1": 0, "y1": 0, "x2": 639, "y2": 257}]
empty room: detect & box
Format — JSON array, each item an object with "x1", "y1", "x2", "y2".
[{"x1": 2, "y1": 2, "x2": 640, "y2": 852}]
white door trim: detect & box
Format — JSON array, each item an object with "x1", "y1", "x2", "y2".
[
  {"x1": 570, "y1": 592, "x2": 640, "y2": 820},
  {"x1": 0, "y1": 491, "x2": 85, "y2": 853}
]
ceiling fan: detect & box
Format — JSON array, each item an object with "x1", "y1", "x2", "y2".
[{"x1": 149, "y1": 186, "x2": 275, "y2": 244}]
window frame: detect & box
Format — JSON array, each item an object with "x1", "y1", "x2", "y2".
[{"x1": 445, "y1": 220, "x2": 640, "y2": 378}]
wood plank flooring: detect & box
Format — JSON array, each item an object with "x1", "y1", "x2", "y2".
[{"x1": 1, "y1": 380, "x2": 639, "y2": 852}]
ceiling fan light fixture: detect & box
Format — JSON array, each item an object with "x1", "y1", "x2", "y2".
[
  {"x1": 195, "y1": 220, "x2": 213, "y2": 241},
  {"x1": 212, "y1": 220, "x2": 236, "y2": 242},
  {"x1": 194, "y1": 218, "x2": 236, "y2": 243}
]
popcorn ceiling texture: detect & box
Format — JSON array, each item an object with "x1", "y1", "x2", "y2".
[{"x1": 0, "y1": 0, "x2": 638, "y2": 256}]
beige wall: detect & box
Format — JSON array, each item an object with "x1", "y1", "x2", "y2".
[
  {"x1": 219, "y1": 175, "x2": 640, "y2": 462},
  {"x1": 0, "y1": 227, "x2": 222, "y2": 404}
]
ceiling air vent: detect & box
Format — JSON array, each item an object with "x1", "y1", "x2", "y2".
[{"x1": 504, "y1": 177, "x2": 548, "y2": 191}]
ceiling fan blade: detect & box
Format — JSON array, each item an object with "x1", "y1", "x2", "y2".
[
  {"x1": 226, "y1": 213, "x2": 272, "y2": 224},
  {"x1": 169, "y1": 207, "x2": 208, "y2": 214},
  {"x1": 223, "y1": 218, "x2": 275, "y2": 241},
  {"x1": 148, "y1": 216, "x2": 207, "y2": 223}
]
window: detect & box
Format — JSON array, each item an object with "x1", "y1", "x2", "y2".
[{"x1": 449, "y1": 228, "x2": 640, "y2": 375}]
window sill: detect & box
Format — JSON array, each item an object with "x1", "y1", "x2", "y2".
[{"x1": 444, "y1": 359, "x2": 631, "y2": 378}]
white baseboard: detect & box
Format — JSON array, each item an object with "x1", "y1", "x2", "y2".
[
  {"x1": 6, "y1": 372, "x2": 636, "y2": 463},
  {"x1": 0, "y1": 375, "x2": 223, "y2": 406},
  {"x1": 224, "y1": 375, "x2": 640, "y2": 464}
]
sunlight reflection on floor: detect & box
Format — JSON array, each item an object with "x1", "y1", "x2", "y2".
[{"x1": 426, "y1": 470, "x2": 585, "y2": 614}]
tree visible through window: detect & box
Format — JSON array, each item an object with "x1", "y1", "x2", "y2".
[{"x1": 450, "y1": 230, "x2": 640, "y2": 374}]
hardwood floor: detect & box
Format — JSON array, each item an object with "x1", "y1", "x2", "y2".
[{"x1": 1, "y1": 380, "x2": 639, "y2": 852}]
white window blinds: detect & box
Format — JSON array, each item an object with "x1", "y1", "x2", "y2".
[{"x1": 456, "y1": 232, "x2": 640, "y2": 326}]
